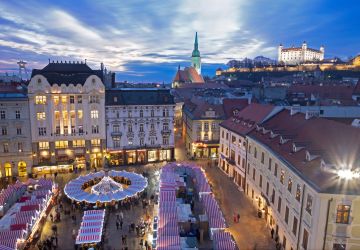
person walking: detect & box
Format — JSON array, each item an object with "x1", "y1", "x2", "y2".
[
  {"x1": 237, "y1": 213, "x2": 240, "y2": 222},
  {"x1": 116, "y1": 220, "x2": 120, "y2": 230},
  {"x1": 271, "y1": 228, "x2": 275, "y2": 239},
  {"x1": 120, "y1": 219, "x2": 123, "y2": 230}
]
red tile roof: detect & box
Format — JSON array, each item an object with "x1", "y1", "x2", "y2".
[
  {"x1": 173, "y1": 67, "x2": 204, "y2": 84},
  {"x1": 248, "y1": 109, "x2": 360, "y2": 194},
  {"x1": 220, "y1": 103, "x2": 280, "y2": 136},
  {"x1": 222, "y1": 99, "x2": 249, "y2": 118}
]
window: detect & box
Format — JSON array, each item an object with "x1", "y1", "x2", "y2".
[
  {"x1": 261, "y1": 152, "x2": 264, "y2": 163},
  {"x1": 266, "y1": 182, "x2": 269, "y2": 196},
  {"x1": 113, "y1": 137, "x2": 121, "y2": 148},
  {"x1": 222, "y1": 130, "x2": 224, "y2": 138},
  {"x1": 150, "y1": 123, "x2": 155, "y2": 131},
  {"x1": 285, "y1": 206, "x2": 289, "y2": 224},
  {"x1": 271, "y1": 189, "x2": 275, "y2": 204},
  {"x1": 163, "y1": 137, "x2": 169, "y2": 145},
  {"x1": 336, "y1": 205, "x2": 351, "y2": 224},
  {"x1": 53, "y1": 96, "x2": 59, "y2": 105},
  {"x1": 16, "y1": 127, "x2": 22, "y2": 135},
  {"x1": 55, "y1": 126, "x2": 60, "y2": 135},
  {"x1": 91, "y1": 110, "x2": 99, "y2": 119},
  {"x1": 55, "y1": 141, "x2": 68, "y2": 149},
  {"x1": 61, "y1": 96, "x2": 67, "y2": 103},
  {"x1": 211, "y1": 122, "x2": 216, "y2": 130},
  {"x1": 259, "y1": 175, "x2": 263, "y2": 188},
  {"x1": 254, "y1": 147, "x2": 257, "y2": 158},
  {"x1": 1, "y1": 127, "x2": 7, "y2": 135},
  {"x1": 306, "y1": 194, "x2": 313, "y2": 215},
  {"x1": 204, "y1": 122, "x2": 209, "y2": 131},
  {"x1": 151, "y1": 110, "x2": 154, "y2": 117},
  {"x1": 15, "y1": 110, "x2": 20, "y2": 119},
  {"x1": 113, "y1": 125, "x2": 120, "y2": 133},
  {"x1": 92, "y1": 125, "x2": 99, "y2": 134},
  {"x1": 302, "y1": 229, "x2": 309, "y2": 250},
  {"x1": 232, "y1": 136, "x2": 236, "y2": 144},
  {"x1": 333, "y1": 244, "x2": 346, "y2": 250},
  {"x1": 18, "y1": 142, "x2": 23, "y2": 152},
  {"x1": 128, "y1": 111, "x2": 132, "y2": 118},
  {"x1": 163, "y1": 109, "x2": 169, "y2": 117},
  {"x1": 73, "y1": 140, "x2": 85, "y2": 147},
  {"x1": 3, "y1": 143, "x2": 9, "y2": 153},
  {"x1": 163, "y1": 123, "x2": 169, "y2": 131},
  {"x1": 89, "y1": 95, "x2": 99, "y2": 103},
  {"x1": 283, "y1": 236, "x2": 287, "y2": 249},
  {"x1": 139, "y1": 124, "x2": 144, "y2": 132},
  {"x1": 128, "y1": 124, "x2": 132, "y2": 132},
  {"x1": 77, "y1": 95, "x2": 82, "y2": 103},
  {"x1": 139, "y1": 138, "x2": 144, "y2": 146},
  {"x1": 69, "y1": 96, "x2": 75, "y2": 104},
  {"x1": 252, "y1": 168, "x2": 256, "y2": 181},
  {"x1": 150, "y1": 137, "x2": 155, "y2": 145},
  {"x1": 274, "y1": 163, "x2": 278, "y2": 177},
  {"x1": 140, "y1": 110, "x2": 143, "y2": 117},
  {"x1": 296, "y1": 184, "x2": 301, "y2": 202},
  {"x1": 37, "y1": 112, "x2": 46, "y2": 120},
  {"x1": 78, "y1": 125, "x2": 84, "y2": 135},
  {"x1": 71, "y1": 126, "x2": 75, "y2": 134},
  {"x1": 226, "y1": 133, "x2": 229, "y2": 140},
  {"x1": 91, "y1": 139, "x2": 100, "y2": 146},
  {"x1": 268, "y1": 158, "x2": 272, "y2": 170},
  {"x1": 0, "y1": 111, "x2": 5, "y2": 119},
  {"x1": 288, "y1": 177, "x2": 293, "y2": 192},
  {"x1": 38, "y1": 127, "x2": 46, "y2": 136},
  {"x1": 39, "y1": 141, "x2": 49, "y2": 149},
  {"x1": 278, "y1": 197, "x2": 282, "y2": 213},
  {"x1": 78, "y1": 110, "x2": 83, "y2": 119},
  {"x1": 292, "y1": 217, "x2": 298, "y2": 236},
  {"x1": 280, "y1": 170, "x2": 285, "y2": 184},
  {"x1": 35, "y1": 95, "x2": 46, "y2": 104}
]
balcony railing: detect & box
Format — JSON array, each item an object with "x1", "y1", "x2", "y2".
[
  {"x1": 161, "y1": 129, "x2": 172, "y2": 135},
  {"x1": 111, "y1": 131, "x2": 122, "y2": 136}
]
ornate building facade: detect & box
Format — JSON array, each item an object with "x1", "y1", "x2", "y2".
[
  {"x1": 105, "y1": 88, "x2": 175, "y2": 165},
  {"x1": 28, "y1": 61, "x2": 106, "y2": 174},
  {"x1": 0, "y1": 84, "x2": 32, "y2": 177}
]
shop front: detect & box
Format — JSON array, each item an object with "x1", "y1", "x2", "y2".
[
  {"x1": 193, "y1": 142, "x2": 219, "y2": 159},
  {"x1": 126, "y1": 151, "x2": 136, "y2": 164},
  {"x1": 109, "y1": 151, "x2": 124, "y2": 166},
  {"x1": 147, "y1": 150, "x2": 158, "y2": 162},
  {"x1": 18, "y1": 161, "x2": 27, "y2": 177},
  {"x1": 160, "y1": 149, "x2": 172, "y2": 161}
]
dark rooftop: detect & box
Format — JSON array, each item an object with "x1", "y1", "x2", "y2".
[{"x1": 105, "y1": 88, "x2": 175, "y2": 106}]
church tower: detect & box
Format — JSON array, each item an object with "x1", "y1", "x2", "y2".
[{"x1": 191, "y1": 32, "x2": 201, "y2": 75}]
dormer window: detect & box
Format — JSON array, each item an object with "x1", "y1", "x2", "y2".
[
  {"x1": 270, "y1": 131, "x2": 278, "y2": 138},
  {"x1": 280, "y1": 136, "x2": 288, "y2": 144}
]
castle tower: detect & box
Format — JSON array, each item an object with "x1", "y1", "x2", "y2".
[{"x1": 191, "y1": 32, "x2": 201, "y2": 75}]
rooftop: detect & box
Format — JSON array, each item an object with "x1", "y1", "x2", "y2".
[
  {"x1": 105, "y1": 88, "x2": 175, "y2": 106},
  {"x1": 248, "y1": 109, "x2": 360, "y2": 195}
]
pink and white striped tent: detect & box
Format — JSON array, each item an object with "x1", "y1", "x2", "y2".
[
  {"x1": 213, "y1": 230, "x2": 236, "y2": 250},
  {"x1": 76, "y1": 234, "x2": 101, "y2": 244},
  {"x1": 200, "y1": 193, "x2": 226, "y2": 229},
  {"x1": 156, "y1": 235, "x2": 181, "y2": 249},
  {"x1": 76, "y1": 209, "x2": 105, "y2": 245},
  {"x1": 80, "y1": 221, "x2": 102, "y2": 228}
]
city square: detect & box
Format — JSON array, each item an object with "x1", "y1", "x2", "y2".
[{"x1": 1, "y1": 1, "x2": 360, "y2": 250}]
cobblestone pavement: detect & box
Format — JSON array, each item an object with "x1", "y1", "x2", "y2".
[{"x1": 175, "y1": 133, "x2": 275, "y2": 250}]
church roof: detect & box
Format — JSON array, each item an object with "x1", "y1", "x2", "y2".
[
  {"x1": 192, "y1": 32, "x2": 200, "y2": 57},
  {"x1": 173, "y1": 67, "x2": 204, "y2": 84}
]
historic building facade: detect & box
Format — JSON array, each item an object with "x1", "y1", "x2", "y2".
[
  {"x1": 28, "y1": 61, "x2": 106, "y2": 174},
  {"x1": 105, "y1": 88, "x2": 175, "y2": 165},
  {"x1": 219, "y1": 107, "x2": 360, "y2": 250},
  {"x1": 278, "y1": 42, "x2": 324, "y2": 65},
  {"x1": 0, "y1": 84, "x2": 32, "y2": 177}
]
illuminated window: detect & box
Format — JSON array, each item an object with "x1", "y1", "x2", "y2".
[
  {"x1": 35, "y1": 96, "x2": 46, "y2": 104},
  {"x1": 288, "y1": 177, "x2": 293, "y2": 192},
  {"x1": 37, "y1": 112, "x2": 46, "y2": 120},
  {"x1": 54, "y1": 111, "x2": 60, "y2": 120},
  {"x1": 61, "y1": 96, "x2": 67, "y2": 103},
  {"x1": 39, "y1": 141, "x2": 49, "y2": 149},
  {"x1": 91, "y1": 110, "x2": 99, "y2": 119},
  {"x1": 296, "y1": 184, "x2": 301, "y2": 202},
  {"x1": 73, "y1": 140, "x2": 85, "y2": 147},
  {"x1": 78, "y1": 110, "x2": 83, "y2": 119},
  {"x1": 62, "y1": 111, "x2": 68, "y2": 126},
  {"x1": 53, "y1": 96, "x2": 59, "y2": 105},
  {"x1": 336, "y1": 205, "x2": 351, "y2": 224},
  {"x1": 280, "y1": 170, "x2": 285, "y2": 184},
  {"x1": 91, "y1": 139, "x2": 100, "y2": 146},
  {"x1": 55, "y1": 140, "x2": 68, "y2": 149}
]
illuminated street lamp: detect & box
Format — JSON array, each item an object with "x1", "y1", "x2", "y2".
[{"x1": 337, "y1": 169, "x2": 360, "y2": 180}]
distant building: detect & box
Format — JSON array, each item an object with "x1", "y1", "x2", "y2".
[
  {"x1": 28, "y1": 61, "x2": 106, "y2": 174},
  {"x1": 105, "y1": 88, "x2": 175, "y2": 165},
  {"x1": 0, "y1": 84, "x2": 32, "y2": 177},
  {"x1": 278, "y1": 42, "x2": 324, "y2": 65},
  {"x1": 183, "y1": 98, "x2": 249, "y2": 159}
]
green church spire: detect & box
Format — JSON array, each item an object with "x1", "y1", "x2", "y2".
[{"x1": 192, "y1": 32, "x2": 200, "y2": 57}]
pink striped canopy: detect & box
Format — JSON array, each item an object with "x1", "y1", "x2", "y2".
[
  {"x1": 201, "y1": 193, "x2": 226, "y2": 229},
  {"x1": 213, "y1": 230, "x2": 236, "y2": 250}
]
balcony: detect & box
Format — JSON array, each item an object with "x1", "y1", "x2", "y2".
[
  {"x1": 111, "y1": 131, "x2": 122, "y2": 136},
  {"x1": 126, "y1": 131, "x2": 134, "y2": 137}
]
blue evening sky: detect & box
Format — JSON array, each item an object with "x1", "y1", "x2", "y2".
[{"x1": 0, "y1": 0, "x2": 359, "y2": 82}]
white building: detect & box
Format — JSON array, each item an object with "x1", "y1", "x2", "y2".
[
  {"x1": 219, "y1": 107, "x2": 360, "y2": 250},
  {"x1": 28, "y1": 61, "x2": 106, "y2": 174},
  {"x1": 105, "y1": 88, "x2": 175, "y2": 165},
  {"x1": 278, "y1": 42, "x2": 324, "y2": 65},
  {"x1": 0, "y1": 84, "x2": 32, "y2": 177}
]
